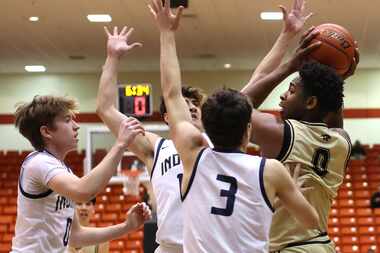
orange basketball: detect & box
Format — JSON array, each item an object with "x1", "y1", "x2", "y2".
[{"x1": 309, "y1": 24, "x2": 356, "y2": 76}]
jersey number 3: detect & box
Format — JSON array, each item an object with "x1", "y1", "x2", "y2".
[{"x1": 211, "y1": 175, "x2": 238, "y2": 217}]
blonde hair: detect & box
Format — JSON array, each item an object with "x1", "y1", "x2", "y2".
[{"x1": 15, "y1": 95, "x2": 78, "y2": 150}]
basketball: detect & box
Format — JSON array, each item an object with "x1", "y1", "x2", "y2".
[{"x1": 309, "y1": 23, "x2": 356, "y2": 76}]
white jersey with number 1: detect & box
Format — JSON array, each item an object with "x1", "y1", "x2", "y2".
[
  {"x1": 150, "y1": 136, "x2": 213, "y2": 253},
  {"x1": 182, "y1": 148, "x2": 274, "y2": 253}
]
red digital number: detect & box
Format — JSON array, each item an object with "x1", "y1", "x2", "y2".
[{"x1": 134, "y1": 96, "x2": 146, "y2": 116}]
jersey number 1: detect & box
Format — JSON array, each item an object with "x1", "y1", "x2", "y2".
[{"x1": 211, "y1": 175, "x2": 238, "y2": 217}]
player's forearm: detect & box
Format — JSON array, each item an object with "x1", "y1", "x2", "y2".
[
  {"x1": 76, "y1": 144, "x2": 124, "y2": 201},
  {"x1": 242, "y1": 63, "x2": 294, "y2": 109},
  {"x1": 97, "y1": 56, "x2": 120, "y2": 116},
  {"x1": 70, "y1": 222, "x2": 133, "y2": 247},
  {"x1": 160, "y1": 31, "x2": 192, "y2": 124},
  {"x1": 160, "y1": 31, "x2": 182, "y2": 100},
  {"x1": 246, "y1": 31, "x2": 295, "y2": 86}
]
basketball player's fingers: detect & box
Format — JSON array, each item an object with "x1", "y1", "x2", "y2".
[
  {"x1": 124, "y1": 117, "x2": 139, "y2": 125},
  {"x1": 164, "y1": 0, "x2": 170, "y2": 11},
  {"x1": 173, "y1": 6, "x2": 184, "y2": 29},
  {"x1": 149, "y1": 2, "x2": 159, "y2": 14},
  {"x1": 300, "y1": 26, "x2": 316, "y2": 44},
  {"x1": 129, "y1": 124, "x2": 145, "y2": 133},
  {"x1": 303, "y1": 12, "x2": 313, "y2": 22},
  {"x1": 125, "y1": 27, "x2": 135, "y2": 39},
  {"x1": 343, "y1": 58, "x2": 357, "y2": 80},
  {"x1": 292, "y1": 0, "x2": 299, "y2": 11},
  {"x1": 142, "y1": 204, "x2": 152, "y2": 218},
  {"x1": 298, "y1": 42, "x2": 321, "y2": 58},
  {"x1": 104, "y1": 26, "x2": 112, "y2": 37},
  {"x1": 127, "y1": 203, "x2": 139, "y2": 215},
  {"x1": 148, "y1": 5, "x2": 158, "y2": 18},
  {"x1": 354, "y1": 45, "x2": 360, "y2": 64},
  {"x1": 130, "y1": 42, "x2": 143, "y2": 49},
  {"x1": 300, "y1": 30, "x2": 319, "y2": 48},
  {"x1": 300, "y1": 0, "x2": 305, "y2": 12},
  {"x1": 131, "y1": 129, "x2": 146, "y2": 137},
  {"x1": 113, "y1": 26, "x2": 119, "y2": 36},
  {"x1": 300, "y1": 187, "x2": 314, "y2": 193},
  {"x1": 292, "y1": 164, "x2": 300, "y2": 179},
  {"x1": 151, "y1": 0, "x2": 161, "y2": 13},
  {"x1": 144, "y1": 210, "x2": 152, "y2": 220},
  {"x1": 120, "y1": 26, "x2": 128, "y2": 36},
  {"x1": 278, "y1": 5, "x2": 288, "y2": 19},
  {"x1": 127, "y1": 119, "x2": 144, "y2": 128}
]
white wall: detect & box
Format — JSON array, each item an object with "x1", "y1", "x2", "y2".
[{"x1": 0, "y1": 68, "x2": 379, "y2": 150}]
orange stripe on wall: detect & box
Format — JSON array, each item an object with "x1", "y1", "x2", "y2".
[{"x1": 1, "y1": 109, "x2": 380, "y2": 124}]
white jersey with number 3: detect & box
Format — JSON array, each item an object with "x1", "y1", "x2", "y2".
[
  {"x1": 11, "y1": 151, "x2": 75, "y2": 253},
  {"x1": 182, "y1": 148, "x2": 274, "y2": 253}
]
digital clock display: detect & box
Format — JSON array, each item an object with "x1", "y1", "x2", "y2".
[{"x1": 118, "y1": 84, "x2": 152, "y2": 117}]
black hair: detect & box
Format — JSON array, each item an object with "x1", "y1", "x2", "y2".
[
  {"x1": 201, "y1": 88, "x2": 252, "y2": 149},
  {"x1": 89, "y1": 197, "x2": 96, "y2": 205},
  {"x1": 159, "y1": 86, "x2": 204, "y2": 118},
  {"x1": 300, "y1": 62, "x2": 344, "y2": 115}
]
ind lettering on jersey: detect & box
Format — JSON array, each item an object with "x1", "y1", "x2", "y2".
[
  {"x1": 55, "y1": 195, "x2": 73, "y2": 212},
  {"x1": 161, "y1": 154, "x2": 181, "y2": 176}
]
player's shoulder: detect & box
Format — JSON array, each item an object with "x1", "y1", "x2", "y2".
[
  {"x1": 287, "y1": 119, "x2": 327, "y2": 129},
  {"x1": 23, "y1": 151, "x2": 64, "y2": 169},
  {"x1": 329, "y1": 128, "x2": 351, "y2": 144}
]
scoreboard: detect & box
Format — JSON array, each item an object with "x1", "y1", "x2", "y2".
[{"x1": 118, "y1": 84, "x2": 153, "y2": 117}]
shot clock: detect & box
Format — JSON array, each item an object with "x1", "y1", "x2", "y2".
[{"x1": 118, "y1": 84, "x2": 153, "y2": 117}]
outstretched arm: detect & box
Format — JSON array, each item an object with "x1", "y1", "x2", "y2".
[
  {"x1": 243, "y1": 29, "x2": 320, "y2": 110},
  {"x1": 48, "y1": 118, "x2": 144, "y2": 203},
  {"x1": 70, "y1": 203, "x2": 151, "y2": 247},
  {"x1": 247, "y1": 35, "x2": 321, "y2": 158},
  {"x1": 149, "y1": 0, "x2": 204, "y2": 190},
  {"x1": 241, "y1": 0, "x2": 312, "y2": 108},
  {"x1": 96, "y1": 26, "x2": 158, "y2": 171}
]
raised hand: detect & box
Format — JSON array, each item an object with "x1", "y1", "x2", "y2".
[
  {"x1": 148, "y1": 0, "x2": 184, "y2": 31},
  {"x1": 279, "y1": 0, "x2": 313, "y2": 36},
  {"x1": 104, "y1": 26, "x2": 142, "y2": 58},
  {"x1": 116, "y1": 118, "x2": 145, "y2": 149},
  {"x1": 285, "y1": 27, "x2": 321, "y2": 73},
  {"x1": 124, "y1": 203, "x2": 152, "y2": 231}
]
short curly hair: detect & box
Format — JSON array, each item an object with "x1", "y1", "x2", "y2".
[
  {"x1": 202, "y1": 88, "x2": 252, "y2": 149},
  {"x1": 159, "y1": 86, "x2": 205, "y2": 118},
  {"x1": 299, "y1": 61, "x2": 344, "y2": 115},
  {"x1": 14, "y1": 95, "x2": 78, "y2": 151}
]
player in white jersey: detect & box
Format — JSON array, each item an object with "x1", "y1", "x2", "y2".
[
  {"x1": 96, "y1": 26, "x2": 208, "y2": 253},
  {"x1": 12, "y1": 95, "x2": 151, "y2": 253},
  {"x1": 149, "y1": 1, "x2": 320, "y2": 252}
]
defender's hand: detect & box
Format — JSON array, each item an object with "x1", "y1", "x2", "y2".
[
  {"x1": 104, "y1": 26, "x2": 142, "y2": 58},
  {"x1": 148, "y1": 0, "x2": 184, "y2": 31}
]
